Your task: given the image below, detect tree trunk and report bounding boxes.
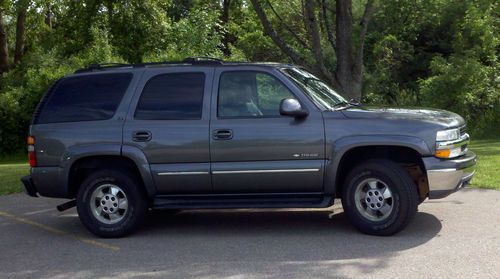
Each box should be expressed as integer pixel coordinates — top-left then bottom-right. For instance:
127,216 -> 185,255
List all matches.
45,4 -> 53,28
0,11 -> 9,73
14,7 -> 27,64
335,0 -> 358,100
219,0 -> 231,57
106,0 -> 114,26
251,0 -> 374,101
303,1 -> 332,83
251,0 -> 308,66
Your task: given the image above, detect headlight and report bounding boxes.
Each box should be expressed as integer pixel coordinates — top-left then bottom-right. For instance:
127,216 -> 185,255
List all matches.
436,128 -> 460,141
435,127 -> 468,159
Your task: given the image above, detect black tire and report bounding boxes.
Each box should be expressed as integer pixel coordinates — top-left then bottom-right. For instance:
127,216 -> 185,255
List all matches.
341,159 -> 418,236
76,169 -> 148,238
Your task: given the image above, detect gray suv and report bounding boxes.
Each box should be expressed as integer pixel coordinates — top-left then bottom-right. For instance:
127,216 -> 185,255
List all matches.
21,58 -> 476,237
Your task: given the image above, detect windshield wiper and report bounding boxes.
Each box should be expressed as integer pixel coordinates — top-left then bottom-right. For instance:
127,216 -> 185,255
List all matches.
332,100 -> 361,110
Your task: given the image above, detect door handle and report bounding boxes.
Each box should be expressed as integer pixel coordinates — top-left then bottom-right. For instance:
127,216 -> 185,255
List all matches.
132,131 -> 152,142
213,129 -> 233,140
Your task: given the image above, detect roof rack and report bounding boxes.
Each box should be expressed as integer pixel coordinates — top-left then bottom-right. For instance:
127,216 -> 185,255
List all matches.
74,57 -> 224,73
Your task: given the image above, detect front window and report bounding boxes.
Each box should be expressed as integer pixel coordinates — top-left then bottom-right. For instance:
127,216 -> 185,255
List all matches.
282,67 -> 347,110
218,71 -> 295,118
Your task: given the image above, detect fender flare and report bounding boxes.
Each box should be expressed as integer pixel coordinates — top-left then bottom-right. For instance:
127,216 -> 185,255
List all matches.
121,145 -> 156,197
59,144 -> 156,197
324,135 -> 431,195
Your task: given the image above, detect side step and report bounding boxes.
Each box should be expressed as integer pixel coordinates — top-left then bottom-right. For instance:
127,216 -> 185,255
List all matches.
153,193 -> 333,210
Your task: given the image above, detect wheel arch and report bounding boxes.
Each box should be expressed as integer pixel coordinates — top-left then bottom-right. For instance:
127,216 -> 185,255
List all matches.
61,144 -> 156,198
325,135 -> 431,200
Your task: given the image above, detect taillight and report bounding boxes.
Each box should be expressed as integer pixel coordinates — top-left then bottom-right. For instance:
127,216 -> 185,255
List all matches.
27,136 -> 36,167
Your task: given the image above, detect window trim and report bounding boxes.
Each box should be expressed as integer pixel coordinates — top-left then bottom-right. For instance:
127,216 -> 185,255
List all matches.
35,73 -> 133,124
134,72 -> 206,121
216,70 -> 302,120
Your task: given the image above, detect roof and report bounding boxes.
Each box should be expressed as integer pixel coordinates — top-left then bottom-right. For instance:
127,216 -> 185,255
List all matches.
74,57 -> 295,74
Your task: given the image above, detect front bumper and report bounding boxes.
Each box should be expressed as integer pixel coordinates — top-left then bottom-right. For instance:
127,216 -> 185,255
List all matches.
423,151 -> 476,199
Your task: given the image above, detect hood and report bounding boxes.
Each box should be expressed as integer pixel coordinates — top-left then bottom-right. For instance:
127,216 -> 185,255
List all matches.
341,107 -> 465,128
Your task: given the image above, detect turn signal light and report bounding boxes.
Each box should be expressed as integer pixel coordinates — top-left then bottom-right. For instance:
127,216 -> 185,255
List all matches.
435,146 -> 463,159
435,149 -> 451,158
27,136 -> 36,167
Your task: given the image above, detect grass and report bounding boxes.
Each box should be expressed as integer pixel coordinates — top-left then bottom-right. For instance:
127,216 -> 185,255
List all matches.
468,139 -> 500,190
0,151 -> 29,195
0,140 -> 498,195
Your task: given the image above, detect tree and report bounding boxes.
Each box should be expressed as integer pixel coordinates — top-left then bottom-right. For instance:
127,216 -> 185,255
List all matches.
219,0 -> 232,57
0,6 -> 8,73
14,0 -> 29,64
250,0 -> 375,100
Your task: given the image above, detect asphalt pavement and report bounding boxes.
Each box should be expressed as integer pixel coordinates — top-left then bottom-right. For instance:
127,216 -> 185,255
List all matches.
0,188 -> 499,279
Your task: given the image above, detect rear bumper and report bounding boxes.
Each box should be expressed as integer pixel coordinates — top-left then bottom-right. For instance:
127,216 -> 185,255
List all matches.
21,175 -> 38,197
423,151 -> 477,199
21,167 -> 68,198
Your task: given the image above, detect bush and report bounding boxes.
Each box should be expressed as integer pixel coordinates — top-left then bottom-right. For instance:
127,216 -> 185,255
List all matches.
0,28 -> 119,155
419,55 -> 499,136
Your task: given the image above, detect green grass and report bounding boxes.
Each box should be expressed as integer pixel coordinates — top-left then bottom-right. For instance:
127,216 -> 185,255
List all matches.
0,139 -> 498,195
0,152 -> 29,195
468,139 -> 500,190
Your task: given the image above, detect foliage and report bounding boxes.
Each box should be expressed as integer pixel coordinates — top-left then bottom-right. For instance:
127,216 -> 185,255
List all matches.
364,0 -> 499,135
159,6 -> 223,60
0,0 -> 499,155
419,55 -> 499,136
0,27 -> 119,154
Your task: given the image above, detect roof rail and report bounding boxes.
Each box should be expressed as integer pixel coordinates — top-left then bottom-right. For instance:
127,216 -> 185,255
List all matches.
74,63 -> 132,73
182,57 -> 223,64
75,57 -> 224,73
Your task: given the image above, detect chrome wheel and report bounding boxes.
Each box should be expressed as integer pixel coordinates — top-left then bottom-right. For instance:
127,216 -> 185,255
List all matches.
354,178 -> 393,222
90,184 -> 128,225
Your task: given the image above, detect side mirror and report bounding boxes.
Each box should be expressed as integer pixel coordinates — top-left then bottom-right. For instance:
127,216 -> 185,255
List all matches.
279,98 -> 308,118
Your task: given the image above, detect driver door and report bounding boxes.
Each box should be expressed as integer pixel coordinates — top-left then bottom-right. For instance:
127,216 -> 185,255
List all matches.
209,67 -> 325,193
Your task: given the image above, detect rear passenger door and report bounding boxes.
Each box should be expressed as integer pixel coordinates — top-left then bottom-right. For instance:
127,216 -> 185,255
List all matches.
123,67 -> 214,194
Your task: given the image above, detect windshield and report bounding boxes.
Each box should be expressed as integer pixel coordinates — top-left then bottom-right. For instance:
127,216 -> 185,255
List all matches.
282,67 -> 348,110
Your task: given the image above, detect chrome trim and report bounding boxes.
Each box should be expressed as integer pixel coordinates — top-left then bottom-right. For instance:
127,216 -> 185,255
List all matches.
436,133 -> 469,149
427,168 -> 457,173
427,163 -> 476,193
212,168 -> 320,175
158,171 -> 209,176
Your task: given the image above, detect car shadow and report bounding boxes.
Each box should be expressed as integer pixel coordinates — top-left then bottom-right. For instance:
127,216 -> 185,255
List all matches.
134,208 -> 441,263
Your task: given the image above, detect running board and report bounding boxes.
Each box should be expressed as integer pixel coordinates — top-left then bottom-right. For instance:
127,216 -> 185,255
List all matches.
153,193 -> 333,210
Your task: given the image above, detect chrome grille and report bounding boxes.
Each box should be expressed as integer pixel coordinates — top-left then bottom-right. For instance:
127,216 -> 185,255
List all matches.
460,125 -> 467,136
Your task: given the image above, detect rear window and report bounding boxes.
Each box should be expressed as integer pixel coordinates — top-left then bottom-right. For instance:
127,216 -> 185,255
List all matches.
134,72 -> 205,120
35,73 -> 132,124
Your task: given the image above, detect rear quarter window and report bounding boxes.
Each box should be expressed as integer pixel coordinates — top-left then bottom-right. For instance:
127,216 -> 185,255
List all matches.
35,73 -> 132,124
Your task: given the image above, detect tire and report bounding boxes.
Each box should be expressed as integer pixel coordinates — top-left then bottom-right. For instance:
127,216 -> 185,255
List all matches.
76,169 -> 147,238
341,159 -> 418,236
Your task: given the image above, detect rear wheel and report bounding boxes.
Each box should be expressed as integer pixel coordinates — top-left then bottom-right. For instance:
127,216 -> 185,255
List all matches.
341,159 -> 418,236
76,170 -> 147,238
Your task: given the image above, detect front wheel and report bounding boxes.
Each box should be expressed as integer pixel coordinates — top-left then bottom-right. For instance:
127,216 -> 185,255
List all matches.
76,170 -> 147,238
341,159 -> 418,236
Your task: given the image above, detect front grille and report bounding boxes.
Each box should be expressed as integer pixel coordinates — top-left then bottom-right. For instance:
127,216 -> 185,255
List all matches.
460,125 -> 467,136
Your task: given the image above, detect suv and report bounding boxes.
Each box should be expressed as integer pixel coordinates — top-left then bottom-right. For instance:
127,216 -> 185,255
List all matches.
21,58 -> 476,237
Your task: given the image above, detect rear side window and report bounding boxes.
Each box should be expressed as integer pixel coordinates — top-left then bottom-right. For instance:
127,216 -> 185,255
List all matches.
36,73 -> 132,124
134,73 -> 205,120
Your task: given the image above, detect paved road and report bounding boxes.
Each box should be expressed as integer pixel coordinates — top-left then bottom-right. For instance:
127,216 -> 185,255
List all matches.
0,188 -> 499,279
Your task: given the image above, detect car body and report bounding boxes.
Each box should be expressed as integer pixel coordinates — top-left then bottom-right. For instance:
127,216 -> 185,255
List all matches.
21,58 -> 476,237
